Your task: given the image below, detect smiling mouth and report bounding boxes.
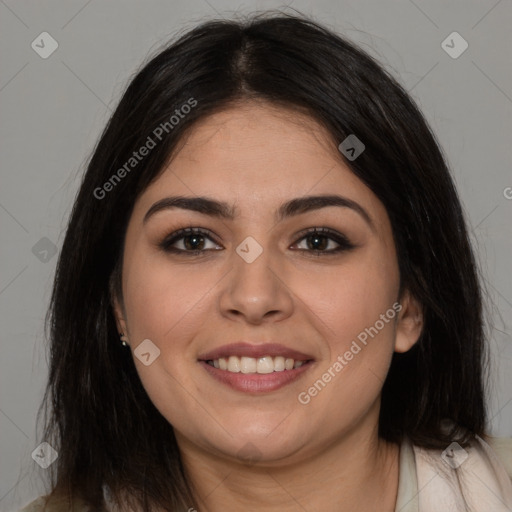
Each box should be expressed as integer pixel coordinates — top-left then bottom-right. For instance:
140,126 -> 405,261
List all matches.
197,342 -> 315,392
205,355 -> 312,374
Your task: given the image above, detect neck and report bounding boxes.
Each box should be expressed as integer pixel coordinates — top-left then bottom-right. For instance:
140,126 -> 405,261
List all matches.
176,420 -> 400,512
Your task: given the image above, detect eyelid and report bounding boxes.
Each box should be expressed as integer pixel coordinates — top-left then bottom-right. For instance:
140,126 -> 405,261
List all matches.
293,226 -> 349,241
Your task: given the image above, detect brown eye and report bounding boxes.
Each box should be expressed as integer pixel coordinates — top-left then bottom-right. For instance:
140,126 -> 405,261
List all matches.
159,228 -> 223,254
181,232 -> 206,251
292,227 -> 355,254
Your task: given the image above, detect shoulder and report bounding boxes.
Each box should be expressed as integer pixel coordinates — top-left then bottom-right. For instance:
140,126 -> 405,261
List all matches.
18,497 -> 49,512
485,435 -> 512,479
17,495 -> 91,512
18,496 -> 50,512
410,433 -> 512,510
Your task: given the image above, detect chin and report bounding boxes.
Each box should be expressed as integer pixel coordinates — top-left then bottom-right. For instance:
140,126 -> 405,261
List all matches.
204,416 -> 310,465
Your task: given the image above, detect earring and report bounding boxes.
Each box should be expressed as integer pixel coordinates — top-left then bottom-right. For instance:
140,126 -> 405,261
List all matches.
119,333 -> 129,347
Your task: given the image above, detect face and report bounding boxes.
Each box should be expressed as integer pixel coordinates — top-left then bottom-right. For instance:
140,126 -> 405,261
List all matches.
113,101 -> 422,465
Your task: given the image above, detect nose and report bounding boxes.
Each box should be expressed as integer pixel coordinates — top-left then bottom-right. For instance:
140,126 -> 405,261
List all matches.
219,243 -> 294,325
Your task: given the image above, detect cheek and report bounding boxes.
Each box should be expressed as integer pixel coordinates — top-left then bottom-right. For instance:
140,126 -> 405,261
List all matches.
122,250 -> 214,344
299,250 -> 399,353
296,256 -> 398,417
121,254 -> 211,429
296,248 -> 399,418
121,251 -> 217,414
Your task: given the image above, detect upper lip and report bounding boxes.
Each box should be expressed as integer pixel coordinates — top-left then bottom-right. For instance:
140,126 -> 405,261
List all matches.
198,342 -> 314,361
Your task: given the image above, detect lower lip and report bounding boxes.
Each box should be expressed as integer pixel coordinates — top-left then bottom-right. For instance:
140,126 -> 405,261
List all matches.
199,360 -> 314,393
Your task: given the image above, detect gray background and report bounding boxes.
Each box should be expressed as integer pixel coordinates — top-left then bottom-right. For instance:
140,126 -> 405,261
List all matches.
0,0 -> 511,510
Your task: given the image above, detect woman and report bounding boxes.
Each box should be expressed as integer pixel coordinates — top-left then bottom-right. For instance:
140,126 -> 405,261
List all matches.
20,11 -> 512,512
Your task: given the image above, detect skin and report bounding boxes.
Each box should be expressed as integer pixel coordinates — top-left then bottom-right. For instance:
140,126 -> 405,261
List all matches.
112,100 -> 424,511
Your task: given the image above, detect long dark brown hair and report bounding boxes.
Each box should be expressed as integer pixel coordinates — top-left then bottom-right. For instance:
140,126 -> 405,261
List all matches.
37,10 -> 488,511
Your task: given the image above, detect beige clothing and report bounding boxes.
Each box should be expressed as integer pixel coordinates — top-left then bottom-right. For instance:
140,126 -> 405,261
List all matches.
396,436 -> 512,511
18,436 -> 512,512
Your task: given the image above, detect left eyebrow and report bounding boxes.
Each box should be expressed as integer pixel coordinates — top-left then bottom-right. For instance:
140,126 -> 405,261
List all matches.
143,194 -> 375,231
276,194 -> 375,231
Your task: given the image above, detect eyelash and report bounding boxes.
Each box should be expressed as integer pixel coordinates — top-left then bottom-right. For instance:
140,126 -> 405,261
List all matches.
158,226 -> 356,257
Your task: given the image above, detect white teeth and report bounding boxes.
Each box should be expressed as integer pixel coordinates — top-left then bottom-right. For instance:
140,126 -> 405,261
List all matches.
208,355 -> 308,374
227,356 -> 241,373
240,356 -> 257,374
257,356 -> 274,374
273,356 -> 285,372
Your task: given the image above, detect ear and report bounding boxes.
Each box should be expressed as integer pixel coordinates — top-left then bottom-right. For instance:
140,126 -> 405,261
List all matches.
109,272 -> 128,336
111,294 -> 128,336
394,289 -> 423,353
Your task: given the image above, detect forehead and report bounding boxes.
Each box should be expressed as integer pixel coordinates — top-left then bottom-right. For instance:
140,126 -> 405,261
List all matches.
177,101 -> 338,157
132,102 -> 389,237
145,102 -> 361,196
